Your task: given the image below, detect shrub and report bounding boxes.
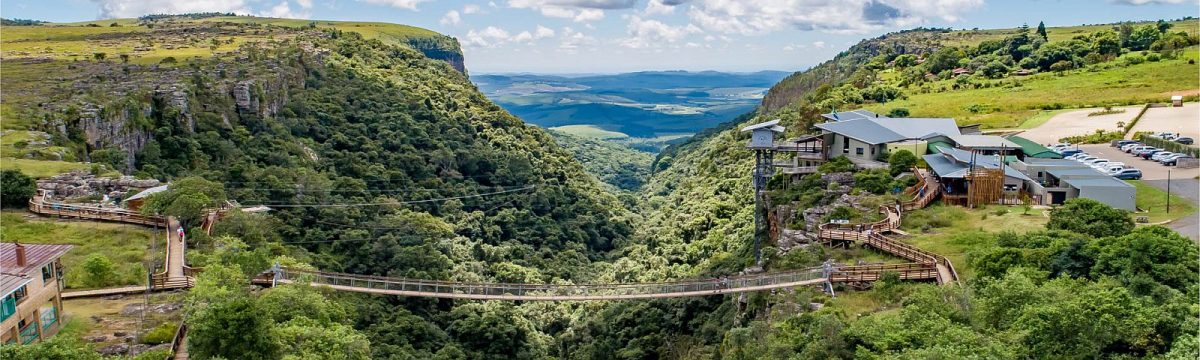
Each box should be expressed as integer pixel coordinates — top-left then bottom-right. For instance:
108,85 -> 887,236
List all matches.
887,108 -> 910,117
1145,53 -> 1161,62
888,150 -> 918,177
0,170 -> 36,208
853,169 -> 893,194
1048,198 -> 1134,238
141,322 -> 178,345
160,56 -> 178,64
81,254 -> 117,288
1123,54 -> 1145,65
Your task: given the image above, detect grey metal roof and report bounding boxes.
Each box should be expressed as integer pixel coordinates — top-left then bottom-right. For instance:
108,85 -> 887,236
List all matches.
1060,177 -> 1135,189
125,184 -> 169,201
1025,158 -> 1085,166
923,153 -> 968,178
1047,167 -> 1109,178
816,117 -> 961,145
928,146 -> 1032,182
821,109 -> 879,122
949,135 -> 1020,149
880,118 -> 961,139
741,119 -> 782,132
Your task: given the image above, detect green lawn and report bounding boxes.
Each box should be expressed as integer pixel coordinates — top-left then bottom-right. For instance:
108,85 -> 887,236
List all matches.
0,158 -> 89,178
1128,180 -> 1197,224
898,204 -> 1050,280
0,211 -> 159,289
550,125 -> 631,140
866,47 -> 1200,129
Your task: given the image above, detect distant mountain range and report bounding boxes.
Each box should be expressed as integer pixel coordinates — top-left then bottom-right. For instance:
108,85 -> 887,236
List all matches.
472,70 -> 791,141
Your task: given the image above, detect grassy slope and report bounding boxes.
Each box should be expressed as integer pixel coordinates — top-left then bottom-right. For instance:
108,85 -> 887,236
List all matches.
0,211 -> 158,289
550,125 -> 631,140
0,16 -> 453,178
1128,179 -> 1197,223
937,20 -> 1199,48
899,204 -> 1049,280
864,48 -> 1200,128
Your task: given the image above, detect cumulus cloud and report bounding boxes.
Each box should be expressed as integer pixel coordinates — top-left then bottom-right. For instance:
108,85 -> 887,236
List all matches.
643,0 -> 678,15
296,0 -> 314,8
359,0 -> 431,10
464,25 -> 558,48
440,10 -> 461,25
90,0 -> 253,19
463,4 -> 483,13
512,25 -> 556,42
619,16 -> 702,48
508,0 -> 633,21
685,0 -> 983,35
260,1 -> 310,18
559,26 -> 597,52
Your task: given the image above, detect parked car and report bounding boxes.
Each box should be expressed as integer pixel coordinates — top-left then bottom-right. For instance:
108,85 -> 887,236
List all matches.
1141,150 -> 1167,159
1127,145 -> 1153,154
1105,166 -> 1125,175
1119,143 -> 1142,151
1114,140 -> 1139,147
1060,149 -> 1084,157
1102,162 -> 1125,172
1076,156 -> 1098,163
1162,156 -> 1194,166
1112,169 -> 1143,180
1132,147 -> 1159,156
1086,159 -> 1111,168
1176,137 -> 1194,145
1151,152 -> 1175,161
1066,152 -> 1087,160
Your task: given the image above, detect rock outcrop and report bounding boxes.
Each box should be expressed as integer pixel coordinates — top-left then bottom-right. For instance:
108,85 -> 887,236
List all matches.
36,170 -> 161,202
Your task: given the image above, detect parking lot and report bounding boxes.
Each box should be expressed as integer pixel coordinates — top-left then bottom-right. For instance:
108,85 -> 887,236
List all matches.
1126,103 -> 1200,140
1078,144 -> 1199,181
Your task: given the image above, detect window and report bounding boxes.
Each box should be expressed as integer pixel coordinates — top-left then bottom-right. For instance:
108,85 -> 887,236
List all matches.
870,147 -> 875,155
13,285 -> 27,304
842,137 -> 850,153
40,303 -> 57,330
1,294 -> 15,322
856,147 -> 864,155
42,263 -> 54,282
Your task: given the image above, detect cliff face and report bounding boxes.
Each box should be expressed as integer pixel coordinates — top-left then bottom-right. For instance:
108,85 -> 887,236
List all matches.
405,36 -> 467,74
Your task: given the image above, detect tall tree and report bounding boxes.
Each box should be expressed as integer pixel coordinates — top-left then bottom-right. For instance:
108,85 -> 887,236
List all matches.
1036,21 -> 1048,41
0,170 -> 35,208
1047,198 -> 1134,238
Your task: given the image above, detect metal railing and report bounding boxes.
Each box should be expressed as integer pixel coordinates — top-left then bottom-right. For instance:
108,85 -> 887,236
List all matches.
271,266 -> 831,300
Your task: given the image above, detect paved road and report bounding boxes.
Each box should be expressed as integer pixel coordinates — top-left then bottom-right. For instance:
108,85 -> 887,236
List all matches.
1077,145 -> 1199,240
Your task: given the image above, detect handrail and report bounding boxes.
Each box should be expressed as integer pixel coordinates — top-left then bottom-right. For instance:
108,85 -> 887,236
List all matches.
28,196 -> 166,225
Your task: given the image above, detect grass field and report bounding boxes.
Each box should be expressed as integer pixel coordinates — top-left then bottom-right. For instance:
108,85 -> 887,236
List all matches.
550,125 -> 631,139
899,204 -> 1050,280
866,48 -> 1200,129
0,211 -> 159,289
1127,180 -> 1197,223
937,20 -> 1199,48
0,158 -> 89,178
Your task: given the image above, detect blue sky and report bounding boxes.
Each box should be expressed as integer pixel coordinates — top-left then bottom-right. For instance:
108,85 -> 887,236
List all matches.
2,0 -> 1196,73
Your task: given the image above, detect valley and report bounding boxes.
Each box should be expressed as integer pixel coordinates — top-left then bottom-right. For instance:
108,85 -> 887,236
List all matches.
0,8 -> 1197,360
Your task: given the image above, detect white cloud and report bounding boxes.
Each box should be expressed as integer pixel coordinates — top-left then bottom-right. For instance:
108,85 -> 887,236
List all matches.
811,41 -> 825,48
90,0 -> 252,19
359,0 -> 430,10
464,26 -> 513,48
463,4 -> 483,13
508,0 -> 632,22
619,16 -> 702,48
559,26 -> 596,52
259,1 -> 310,18
643,0 -> 677,15
296,0 -> 314,9
440,10 -> 461,25
512,25 -> 555,42
685,0 -> 983,35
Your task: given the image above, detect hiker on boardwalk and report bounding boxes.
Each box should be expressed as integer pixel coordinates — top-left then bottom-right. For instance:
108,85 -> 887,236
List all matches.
178,226 -> 185,242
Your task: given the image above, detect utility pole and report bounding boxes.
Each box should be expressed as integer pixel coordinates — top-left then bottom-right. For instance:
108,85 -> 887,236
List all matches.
742,120 -> 785,266
1166,169 -> 1171,213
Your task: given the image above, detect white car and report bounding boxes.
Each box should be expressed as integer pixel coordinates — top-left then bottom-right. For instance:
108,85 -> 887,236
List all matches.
1065,153 -> 1086,160
1102,162 -> 1125,172
1127,146 -> 1153,154
1151,152 -> 1175,161
1160,153 -> 1188,163
1120,143 -> 1142,152
1086,159 -> 1110,168
1105,166 -> 1126,175
1076,156 -> 1098,163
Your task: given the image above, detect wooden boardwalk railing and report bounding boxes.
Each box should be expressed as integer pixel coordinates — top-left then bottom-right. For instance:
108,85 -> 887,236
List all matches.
28,195 -> 165,226
816,168 -> 960,285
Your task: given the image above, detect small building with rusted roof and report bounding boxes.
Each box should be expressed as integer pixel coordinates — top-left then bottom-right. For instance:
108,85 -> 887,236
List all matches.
1,243 -> 72,345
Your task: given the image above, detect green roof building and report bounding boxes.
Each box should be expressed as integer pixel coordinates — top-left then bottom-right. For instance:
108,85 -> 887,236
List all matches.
1006,135 -> 1063,159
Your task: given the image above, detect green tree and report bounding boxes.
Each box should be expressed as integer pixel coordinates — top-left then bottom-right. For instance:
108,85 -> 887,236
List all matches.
892,54 -> 917,68
141,176 -> 226,227
888,150 -> 918,177
1036,21 -> 1048,41
1089,226 -> 1199,292
1127,24 -> 1162,50
81,254 -> 117,288
853,169 -> 893,194
0,169 -> 36,208
188,296 -> 280,360
276,318 -> 371,360
0,337 -> 103,359
1047,198 -> 1133,238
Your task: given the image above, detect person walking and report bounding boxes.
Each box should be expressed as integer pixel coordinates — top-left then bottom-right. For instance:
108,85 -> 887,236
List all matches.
177,226 -> 185,243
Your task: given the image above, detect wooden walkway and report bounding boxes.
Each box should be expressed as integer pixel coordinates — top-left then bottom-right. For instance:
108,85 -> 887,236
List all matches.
62,285 -> 148,299
816,168 -> 960,285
